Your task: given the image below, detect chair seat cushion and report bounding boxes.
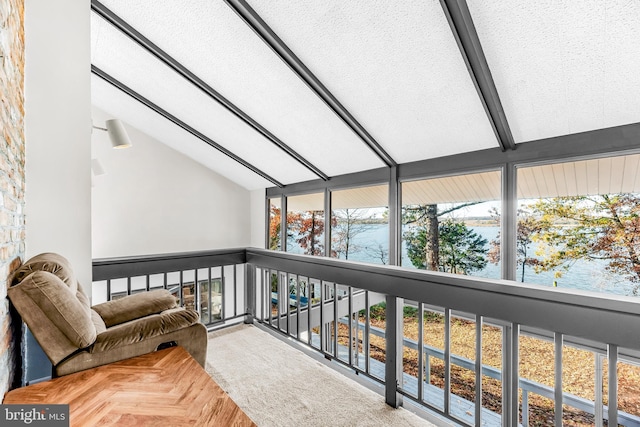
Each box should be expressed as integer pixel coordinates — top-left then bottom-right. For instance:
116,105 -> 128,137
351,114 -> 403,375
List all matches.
55,323 -> 208,376
92,307 -> 200,353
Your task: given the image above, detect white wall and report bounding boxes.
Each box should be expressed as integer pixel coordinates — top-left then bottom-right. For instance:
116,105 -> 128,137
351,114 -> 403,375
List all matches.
91,107 -> 252,258
24,0 -> 92,291
250,189 -> 266,248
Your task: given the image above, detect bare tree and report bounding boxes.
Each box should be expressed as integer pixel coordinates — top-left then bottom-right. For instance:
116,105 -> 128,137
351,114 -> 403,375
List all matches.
332,208 -> 374,260
366,243 -> 389,265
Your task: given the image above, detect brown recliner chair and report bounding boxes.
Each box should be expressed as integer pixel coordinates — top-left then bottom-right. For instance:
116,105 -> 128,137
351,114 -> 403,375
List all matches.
7,252 -> 207,376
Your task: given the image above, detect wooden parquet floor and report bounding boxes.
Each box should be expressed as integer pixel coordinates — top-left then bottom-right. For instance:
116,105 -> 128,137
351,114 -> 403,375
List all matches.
3,346 -> 256,427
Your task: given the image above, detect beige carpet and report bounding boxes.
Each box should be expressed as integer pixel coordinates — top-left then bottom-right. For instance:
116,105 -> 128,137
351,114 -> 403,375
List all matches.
205,324 -> 436,427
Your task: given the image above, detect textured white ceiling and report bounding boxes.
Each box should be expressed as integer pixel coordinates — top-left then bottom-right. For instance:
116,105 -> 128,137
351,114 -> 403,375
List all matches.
91,12 -> 317,187
90,0 -> 640,192
249,0 -> 499,162
468,0 -> 640,143
93,0 -> 384,179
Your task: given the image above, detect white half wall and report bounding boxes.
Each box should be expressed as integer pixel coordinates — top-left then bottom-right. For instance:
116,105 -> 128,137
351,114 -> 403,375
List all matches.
91,107 -> 253,258
24,0 -> 92,291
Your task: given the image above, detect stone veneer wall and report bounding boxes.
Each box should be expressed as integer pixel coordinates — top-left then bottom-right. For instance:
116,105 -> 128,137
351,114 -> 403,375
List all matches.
0,0 -> 26,397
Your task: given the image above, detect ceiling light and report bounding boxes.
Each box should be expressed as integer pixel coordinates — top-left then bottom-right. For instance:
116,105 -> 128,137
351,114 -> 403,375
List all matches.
93,119 -> 132,149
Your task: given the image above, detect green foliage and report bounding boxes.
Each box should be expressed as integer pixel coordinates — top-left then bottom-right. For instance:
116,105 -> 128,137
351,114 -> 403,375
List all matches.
403,305 -> 417,317
400,306 -> 444,322
427,311 -> 445,323
487,193 -> 640,295
367,302 -> 386,320
438,220 -> 488,274
530,194 -> 640,294
404,227 -> 429,269
360,302 -> 444,323
362,303 -> 414,320
404,219 -> 488,274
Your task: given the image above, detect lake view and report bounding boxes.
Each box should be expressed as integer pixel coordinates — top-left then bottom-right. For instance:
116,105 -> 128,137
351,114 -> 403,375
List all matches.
288,224 -> 637,297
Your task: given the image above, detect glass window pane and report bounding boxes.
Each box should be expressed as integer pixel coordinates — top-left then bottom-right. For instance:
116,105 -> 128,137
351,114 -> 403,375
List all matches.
516,154 -> 640,296
331,185 -> 389,265
286,193 -> 325,256
401,170 -> 501,279
269,198 -> 282,250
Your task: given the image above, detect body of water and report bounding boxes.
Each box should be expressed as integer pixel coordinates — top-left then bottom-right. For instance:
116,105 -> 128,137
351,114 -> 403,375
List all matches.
288,224 -> 637,297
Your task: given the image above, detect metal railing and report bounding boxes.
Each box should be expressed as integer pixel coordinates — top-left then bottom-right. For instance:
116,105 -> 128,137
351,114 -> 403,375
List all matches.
92,249 -> 249,328
93,248 -> 640,426
340,318 -> 640,426
246,248 -> 640,427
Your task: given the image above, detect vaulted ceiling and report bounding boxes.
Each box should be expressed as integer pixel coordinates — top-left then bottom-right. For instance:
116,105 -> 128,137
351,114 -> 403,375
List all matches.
91,0 -> 640,191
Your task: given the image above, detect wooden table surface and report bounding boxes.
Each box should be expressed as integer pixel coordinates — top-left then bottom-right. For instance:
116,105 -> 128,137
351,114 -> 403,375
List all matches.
3,346 -> 256,427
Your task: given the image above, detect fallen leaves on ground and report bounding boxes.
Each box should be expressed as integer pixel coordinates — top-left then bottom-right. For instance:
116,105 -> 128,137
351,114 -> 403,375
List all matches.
334,315 -> 640,426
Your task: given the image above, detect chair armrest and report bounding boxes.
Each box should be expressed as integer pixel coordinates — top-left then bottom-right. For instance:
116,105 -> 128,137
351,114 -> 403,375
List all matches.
92,289 -> 177,327
92,308 -> 200,353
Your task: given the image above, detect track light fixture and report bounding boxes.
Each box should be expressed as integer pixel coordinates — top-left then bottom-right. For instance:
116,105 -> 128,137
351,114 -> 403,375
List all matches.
93,119 -> 132,149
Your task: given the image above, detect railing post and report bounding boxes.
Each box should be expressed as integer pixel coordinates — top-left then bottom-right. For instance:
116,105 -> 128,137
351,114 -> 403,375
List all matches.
418,303 -> 424,402
608,345 -> 618,426
244,263 -> 255,324
554,332 -> 563,426
595,353 -> 604,427
444,308 -> 451,416
475,316 -> 483,427
385,295 -> 403,408
504,323 -> 520,426
522,390 -> 529,427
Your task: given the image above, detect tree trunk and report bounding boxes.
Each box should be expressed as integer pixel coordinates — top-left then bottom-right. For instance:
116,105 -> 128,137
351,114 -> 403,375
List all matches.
344,213 -> 350,260
425,204 -> 439,271
310,212 -> 316,256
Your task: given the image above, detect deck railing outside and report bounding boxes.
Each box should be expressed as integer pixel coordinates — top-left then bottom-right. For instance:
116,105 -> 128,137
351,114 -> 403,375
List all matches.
93,248 -> 640,427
